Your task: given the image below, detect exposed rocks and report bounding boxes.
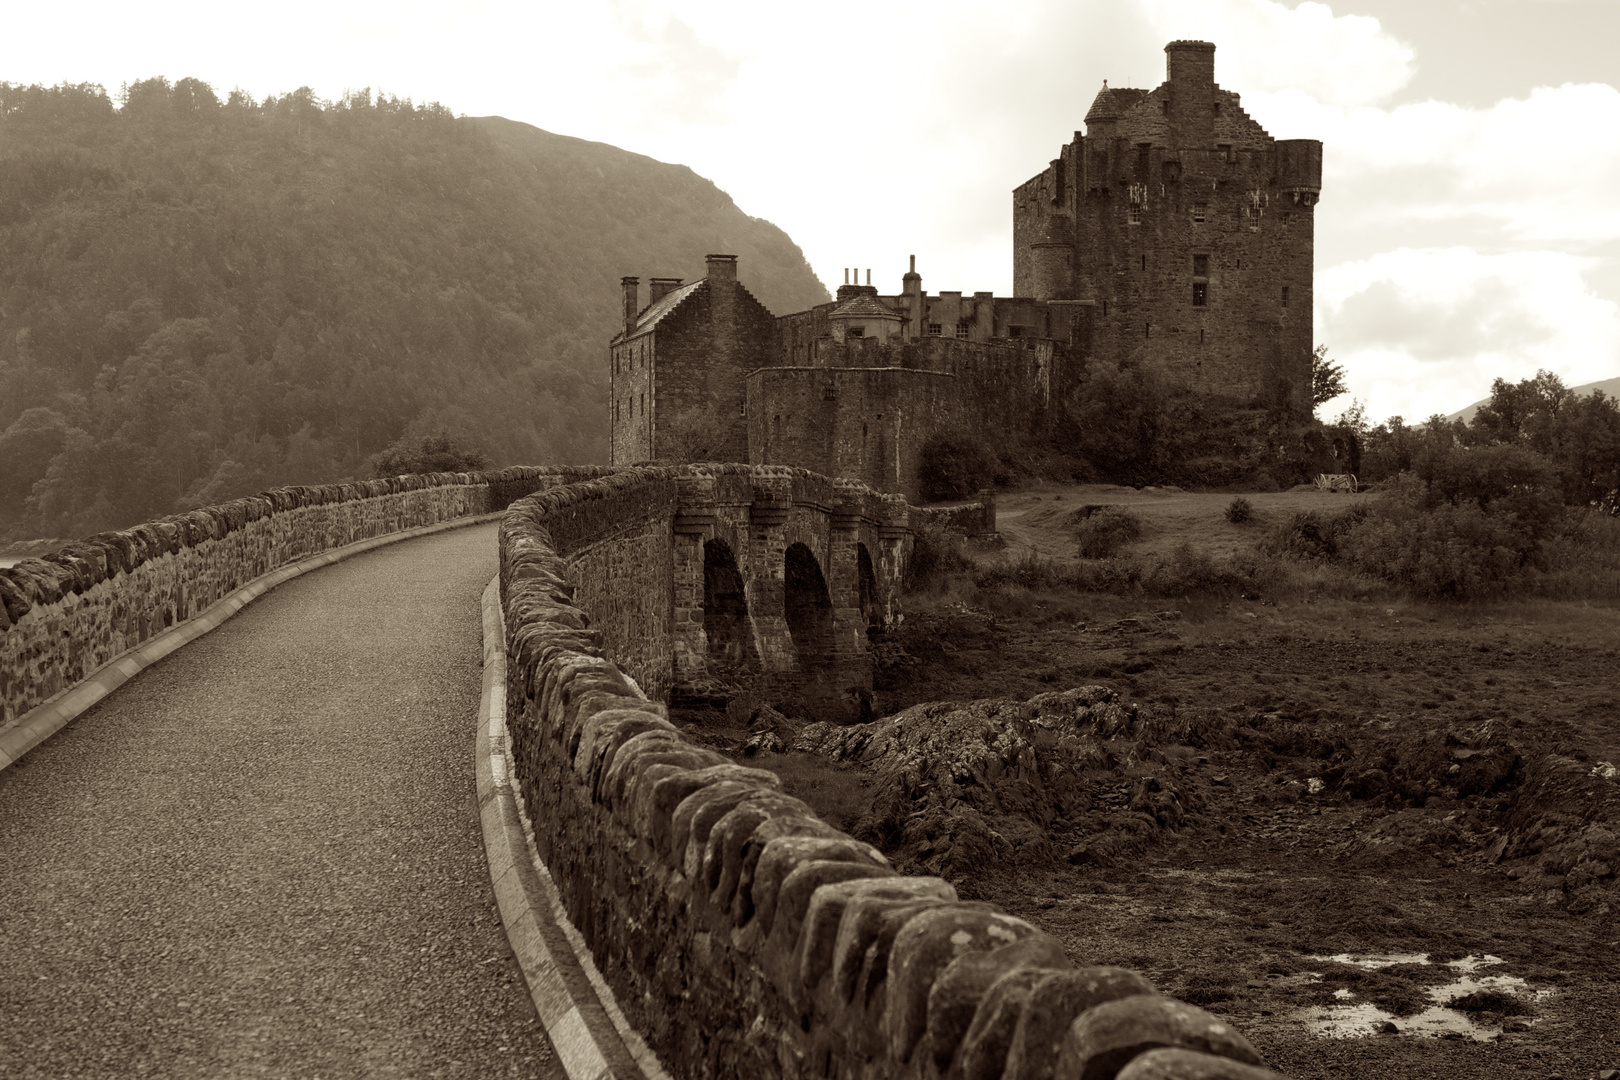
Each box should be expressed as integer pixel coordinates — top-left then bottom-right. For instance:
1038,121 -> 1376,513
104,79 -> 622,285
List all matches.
789,686 -> 1197,877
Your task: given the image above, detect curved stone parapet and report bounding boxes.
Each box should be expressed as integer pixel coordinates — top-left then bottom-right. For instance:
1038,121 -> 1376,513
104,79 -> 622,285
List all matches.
499,465 -> 1292,1080
0,466 -> 611,728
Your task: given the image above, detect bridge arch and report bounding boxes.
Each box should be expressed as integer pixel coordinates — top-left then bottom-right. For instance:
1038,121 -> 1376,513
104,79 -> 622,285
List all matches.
782,542 -> 835,669
703,538 -> 757,671
856,542 -> 880,632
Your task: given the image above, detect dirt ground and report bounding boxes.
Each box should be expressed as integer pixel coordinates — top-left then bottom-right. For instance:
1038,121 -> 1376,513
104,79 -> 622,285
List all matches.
700,484 -> 1620,1080
910,485 -> 1620,1079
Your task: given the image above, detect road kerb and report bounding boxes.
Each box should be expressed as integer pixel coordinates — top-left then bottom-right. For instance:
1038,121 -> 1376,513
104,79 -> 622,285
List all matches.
476,576 -> 671,1080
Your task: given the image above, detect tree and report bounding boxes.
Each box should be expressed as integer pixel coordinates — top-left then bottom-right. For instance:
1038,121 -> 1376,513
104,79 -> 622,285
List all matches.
372,429 -> 491,477
1311,344 -> 1347,411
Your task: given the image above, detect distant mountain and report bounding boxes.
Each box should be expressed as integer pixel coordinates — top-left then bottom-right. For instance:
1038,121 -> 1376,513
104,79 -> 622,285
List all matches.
0,80 -> 829,539
1448,376 -> 1620,423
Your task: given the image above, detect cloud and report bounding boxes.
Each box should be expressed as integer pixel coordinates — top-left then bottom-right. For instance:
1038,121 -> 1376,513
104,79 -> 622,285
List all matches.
1136,0 -> 1414,106
1318,248 -> 1620,419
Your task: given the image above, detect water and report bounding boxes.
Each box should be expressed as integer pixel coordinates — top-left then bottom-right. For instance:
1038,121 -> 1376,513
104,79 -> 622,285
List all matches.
1297,954 -> 1549,1040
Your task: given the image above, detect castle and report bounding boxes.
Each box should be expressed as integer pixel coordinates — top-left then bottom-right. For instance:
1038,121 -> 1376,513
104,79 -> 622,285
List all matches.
610,41 -> 1323,500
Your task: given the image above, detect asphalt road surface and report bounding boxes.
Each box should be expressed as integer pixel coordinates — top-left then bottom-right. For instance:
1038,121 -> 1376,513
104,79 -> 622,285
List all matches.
0,522 -> 565,1079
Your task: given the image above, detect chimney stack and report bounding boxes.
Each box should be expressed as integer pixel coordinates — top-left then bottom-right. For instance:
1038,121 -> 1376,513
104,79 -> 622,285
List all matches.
648,277 -> 683,305
1165,40 -> 1216,90
705,254 -> 738,282
621,276 -> 640,337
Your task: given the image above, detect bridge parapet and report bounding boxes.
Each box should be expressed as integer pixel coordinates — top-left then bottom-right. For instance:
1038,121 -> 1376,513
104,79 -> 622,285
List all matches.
0,466 -> 608,731
499,466 -> 1289,1080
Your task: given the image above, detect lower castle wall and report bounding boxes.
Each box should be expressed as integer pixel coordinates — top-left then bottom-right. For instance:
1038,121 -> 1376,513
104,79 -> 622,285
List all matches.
0,467 -> 610,729
498,469 -> 1286,1080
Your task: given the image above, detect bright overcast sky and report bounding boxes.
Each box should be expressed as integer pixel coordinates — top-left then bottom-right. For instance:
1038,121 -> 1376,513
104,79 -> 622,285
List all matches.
6,0 -> 1620,421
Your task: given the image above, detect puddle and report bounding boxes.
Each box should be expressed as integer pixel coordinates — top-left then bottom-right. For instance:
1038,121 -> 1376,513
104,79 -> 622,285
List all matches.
1298,954 -> 1547,1040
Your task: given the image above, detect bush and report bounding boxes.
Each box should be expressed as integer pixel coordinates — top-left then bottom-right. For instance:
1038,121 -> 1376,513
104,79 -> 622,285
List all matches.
905,526 -> 975,591
917,434 -> 994,502
373,428 -> 491,477
1225,496 -> 1253,524
1075,507 -> 1142,558
1263,504 -> 1368,560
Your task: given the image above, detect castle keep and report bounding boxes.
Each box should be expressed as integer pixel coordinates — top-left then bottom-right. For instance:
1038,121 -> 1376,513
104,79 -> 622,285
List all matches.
610,41 -> 1322,499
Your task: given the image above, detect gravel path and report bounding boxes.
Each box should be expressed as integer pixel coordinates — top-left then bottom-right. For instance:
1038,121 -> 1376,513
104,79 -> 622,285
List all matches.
0,522 -> 564,1079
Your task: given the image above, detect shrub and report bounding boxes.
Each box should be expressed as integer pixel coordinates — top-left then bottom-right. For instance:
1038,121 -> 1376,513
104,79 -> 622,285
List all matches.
372,428 -> 491,477
1075,507 -> 1142,558
917,434 -> 994,502
1225,496 -> 1253,524
1263,504 -> 1368,560
905,526 -> 975,591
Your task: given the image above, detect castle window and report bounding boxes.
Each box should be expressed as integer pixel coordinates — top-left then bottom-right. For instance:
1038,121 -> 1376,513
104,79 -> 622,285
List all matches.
1281,212 -> 1293,226
1008,325 -> 1024,339
1128,204 -> 1142,225
640,392 -> 646,415
1192,203 -> 1207,224
1282,287 -> 1290,308
928,323 -> 942,336
1200,328 -> 1205,345
1102,300 -> 1109,316
1220,143 -> 1233,163
956,323 -> 969,339
1193,255 -> 1209,276
1145,322 -> 1151,339
1192,282 -> 1207,307
847,326 -> 864,338
1141,254 -> 1147,271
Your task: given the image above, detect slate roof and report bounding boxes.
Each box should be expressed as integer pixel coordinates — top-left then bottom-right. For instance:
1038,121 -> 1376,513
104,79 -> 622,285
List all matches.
1084,85 -> 1151,126
625,279 -> 705,338
828,294 -> 904,320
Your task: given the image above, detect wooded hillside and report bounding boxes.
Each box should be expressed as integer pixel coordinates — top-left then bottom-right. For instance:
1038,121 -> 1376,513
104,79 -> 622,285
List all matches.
0,79 -> 829,539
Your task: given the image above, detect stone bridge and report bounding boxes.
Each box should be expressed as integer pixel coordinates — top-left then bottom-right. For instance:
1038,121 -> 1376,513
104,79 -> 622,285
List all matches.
0,465 -> 1291,1080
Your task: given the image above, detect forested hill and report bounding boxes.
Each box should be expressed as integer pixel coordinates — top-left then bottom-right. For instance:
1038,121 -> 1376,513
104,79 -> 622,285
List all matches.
0,80 -> 830,540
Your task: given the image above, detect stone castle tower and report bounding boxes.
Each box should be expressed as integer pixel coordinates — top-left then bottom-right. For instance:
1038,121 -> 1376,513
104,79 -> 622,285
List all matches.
1013,40 -> 1322,413
611,40 -> 1324,490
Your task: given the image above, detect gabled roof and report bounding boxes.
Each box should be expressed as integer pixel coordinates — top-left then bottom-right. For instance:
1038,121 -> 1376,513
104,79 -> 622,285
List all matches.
624,279 -> 705,339
828,294 -> 904,321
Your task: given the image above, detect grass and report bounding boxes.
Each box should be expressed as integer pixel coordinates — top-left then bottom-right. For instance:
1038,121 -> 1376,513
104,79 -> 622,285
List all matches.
757,751 -> 872,834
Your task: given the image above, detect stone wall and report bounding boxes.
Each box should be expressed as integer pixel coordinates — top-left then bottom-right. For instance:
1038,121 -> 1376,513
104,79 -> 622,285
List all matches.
0,466 -> 610,729
499,470 -> 1290,1080
746,337 -> 1080,502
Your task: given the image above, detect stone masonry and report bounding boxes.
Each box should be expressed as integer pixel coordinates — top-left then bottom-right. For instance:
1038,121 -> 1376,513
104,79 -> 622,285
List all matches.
610,40 -> 1321,498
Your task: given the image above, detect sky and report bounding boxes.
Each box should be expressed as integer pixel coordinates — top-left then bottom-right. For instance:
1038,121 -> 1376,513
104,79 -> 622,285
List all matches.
5,0 -> 1620,421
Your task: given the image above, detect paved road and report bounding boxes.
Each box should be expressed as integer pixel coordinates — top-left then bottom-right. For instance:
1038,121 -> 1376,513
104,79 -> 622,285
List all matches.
0,522 -> 564,1079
